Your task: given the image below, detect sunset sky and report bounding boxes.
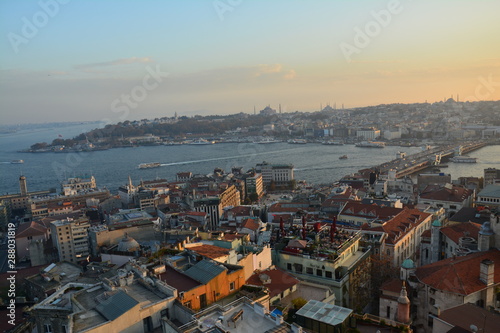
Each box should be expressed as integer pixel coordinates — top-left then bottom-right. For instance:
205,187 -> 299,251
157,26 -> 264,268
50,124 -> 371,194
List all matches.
1,0 -> 499,124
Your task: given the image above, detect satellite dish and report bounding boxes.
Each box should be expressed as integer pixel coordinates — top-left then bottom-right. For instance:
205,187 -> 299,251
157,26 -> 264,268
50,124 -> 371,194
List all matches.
470,324 -> 478,332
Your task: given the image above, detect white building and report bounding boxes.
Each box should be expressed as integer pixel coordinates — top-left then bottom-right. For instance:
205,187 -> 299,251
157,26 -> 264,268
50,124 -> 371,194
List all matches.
62,176 -> 97,196
356,128 -> 381,140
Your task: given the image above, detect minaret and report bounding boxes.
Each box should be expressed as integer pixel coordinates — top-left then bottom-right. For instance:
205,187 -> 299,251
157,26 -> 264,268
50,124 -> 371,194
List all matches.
19,175 -> 28,196
430,219 -> 441,263
397,281 -> 411,324
128,175 -> 133,189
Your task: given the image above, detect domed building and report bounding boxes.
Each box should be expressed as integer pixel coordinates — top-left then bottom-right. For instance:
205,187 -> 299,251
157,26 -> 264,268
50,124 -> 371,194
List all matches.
117,234 -> 140,253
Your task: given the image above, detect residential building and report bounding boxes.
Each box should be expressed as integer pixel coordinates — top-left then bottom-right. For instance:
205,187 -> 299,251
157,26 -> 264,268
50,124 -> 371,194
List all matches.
412,249 -> 500,332
246,267 -> 300,305
365,208 -> 433,267
273,227 -> 372,309
15,220 -> 50,262
50,217 -> 90,263
418,183 -> 474,218
245,172 -> 264,198
431,303 -> 500,333
256,161 -> 294,187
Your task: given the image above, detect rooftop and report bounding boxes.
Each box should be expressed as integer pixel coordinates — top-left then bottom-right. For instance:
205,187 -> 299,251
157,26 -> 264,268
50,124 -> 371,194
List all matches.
296,300 -> 352,327
436,303 -> 500,333
415,249 -> 500,295
420,184 -> 474,203
440,221 -> 481,244
186,244 -> 231,260
246,267 -> 300,298
477,184 -> 500,198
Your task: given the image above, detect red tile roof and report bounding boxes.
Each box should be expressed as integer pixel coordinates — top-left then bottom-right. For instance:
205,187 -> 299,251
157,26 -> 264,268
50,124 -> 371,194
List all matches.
440,222 -> 481,244
240,218 -> 260,231
420,184 -> 474,203
415,249 -> 500,295
15,221 -> 48,239
187,244 -> 230,259
375,209 -> 432,245
340,202 -> 403,221
437,303 -> 500,333
246,268 -> 299,297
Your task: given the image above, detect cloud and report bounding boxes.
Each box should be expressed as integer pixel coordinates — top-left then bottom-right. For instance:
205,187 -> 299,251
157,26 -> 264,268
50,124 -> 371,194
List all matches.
74,57 -> 154,70
284,69 -> 296,80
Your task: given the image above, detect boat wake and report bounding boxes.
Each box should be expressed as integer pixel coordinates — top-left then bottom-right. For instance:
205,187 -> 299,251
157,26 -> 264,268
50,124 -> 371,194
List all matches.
160,149 -> 297,167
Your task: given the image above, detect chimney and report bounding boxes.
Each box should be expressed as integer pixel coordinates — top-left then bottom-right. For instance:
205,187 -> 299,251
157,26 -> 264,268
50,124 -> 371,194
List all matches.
480,259 -> 494,286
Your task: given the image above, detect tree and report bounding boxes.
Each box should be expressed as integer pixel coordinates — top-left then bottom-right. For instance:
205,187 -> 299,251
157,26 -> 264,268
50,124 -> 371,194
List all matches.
248,192 -> 259,203
291,297 -> 307,310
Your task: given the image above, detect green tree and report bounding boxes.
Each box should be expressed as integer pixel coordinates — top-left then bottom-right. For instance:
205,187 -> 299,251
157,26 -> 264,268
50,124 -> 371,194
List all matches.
291,297 -> 307,310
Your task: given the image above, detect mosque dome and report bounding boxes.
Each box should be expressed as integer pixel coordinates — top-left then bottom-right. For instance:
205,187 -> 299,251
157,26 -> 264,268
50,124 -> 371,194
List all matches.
401,258 -> 415,269
117,234 -> 140,252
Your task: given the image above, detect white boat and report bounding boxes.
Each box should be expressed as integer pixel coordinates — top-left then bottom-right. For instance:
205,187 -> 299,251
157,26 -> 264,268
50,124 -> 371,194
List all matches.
355,141 -> 385,148
288,139 -> 307,144
189,138 -> 214,145
138,162 -> 161,169
11,159 -> 24,164
322,141 -> 344,145
450,156 -> 477,163
254,138 -> 281,144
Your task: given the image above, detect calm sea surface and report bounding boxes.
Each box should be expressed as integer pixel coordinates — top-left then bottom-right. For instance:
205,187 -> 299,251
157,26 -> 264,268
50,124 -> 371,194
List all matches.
0,124 -> 499,195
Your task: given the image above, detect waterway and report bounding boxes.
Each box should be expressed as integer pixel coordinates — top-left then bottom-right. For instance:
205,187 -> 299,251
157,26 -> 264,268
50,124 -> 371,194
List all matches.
0,124 -> 498,195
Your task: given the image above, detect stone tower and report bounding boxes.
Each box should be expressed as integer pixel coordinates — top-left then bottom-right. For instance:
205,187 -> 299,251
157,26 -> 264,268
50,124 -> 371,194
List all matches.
19,175 -> 28,196
430,219 -> 441,263
397,281 -> 411,324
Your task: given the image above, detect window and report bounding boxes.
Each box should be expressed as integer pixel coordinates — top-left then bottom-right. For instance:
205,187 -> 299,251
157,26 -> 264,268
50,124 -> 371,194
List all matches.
184,301 -> 192,309
287,263 -> 292,270
430,297 -> 435,305
229,282 -> 235,291
316,269 -> 323,277
44,324 -> 53,333
386,306 -> 391,319
27,236 -> 33,240
306,267 -> 313,274
325,271 -> 332,279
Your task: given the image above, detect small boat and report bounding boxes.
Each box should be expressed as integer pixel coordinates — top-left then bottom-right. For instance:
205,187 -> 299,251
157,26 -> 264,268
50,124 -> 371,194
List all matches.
339,155 -> 348,160
355,141 -> 385,148
322,140 -> 344,145
11,160 -> 24,164
138,162 -> 161,169
189,138 -> 214,145
288,139 -> 307,144
450,156 -> 477,163
254,138 -> 281,144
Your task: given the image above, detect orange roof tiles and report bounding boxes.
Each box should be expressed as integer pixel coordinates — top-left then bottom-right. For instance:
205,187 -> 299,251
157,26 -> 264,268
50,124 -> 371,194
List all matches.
440,222 -> 481,244
415,249 -> 500,295
240,218 -> 260,231
370,209 -> 431,245
420,184 -> 474,203
246,268 -> 299,297
187,244 -> 230,259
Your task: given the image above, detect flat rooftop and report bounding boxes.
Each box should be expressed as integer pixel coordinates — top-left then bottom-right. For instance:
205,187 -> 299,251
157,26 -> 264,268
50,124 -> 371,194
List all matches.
181,298 -> 292,333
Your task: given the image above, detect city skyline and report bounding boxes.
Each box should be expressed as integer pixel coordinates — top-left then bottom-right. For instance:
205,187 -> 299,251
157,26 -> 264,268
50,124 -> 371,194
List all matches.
1,0 -> 500,124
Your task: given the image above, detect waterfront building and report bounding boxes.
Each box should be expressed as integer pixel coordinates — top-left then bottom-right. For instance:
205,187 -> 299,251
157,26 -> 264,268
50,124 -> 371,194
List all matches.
61,175 -> 96,196
50,217 -> 90,263
256,161 -> 294,187
356,128 -> 381,140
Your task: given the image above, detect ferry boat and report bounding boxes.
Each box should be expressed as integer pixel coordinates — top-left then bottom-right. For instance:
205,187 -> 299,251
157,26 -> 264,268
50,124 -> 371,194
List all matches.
138,162 -> 161,169
254,138 -> 281,144
288,139 -> 307,144
339,155 -> 348,160
189,138 -> 215,145
355,141 -> 385,148
322,140 -> 344,145
11,159 -> 24,164
450,156 -> 477,163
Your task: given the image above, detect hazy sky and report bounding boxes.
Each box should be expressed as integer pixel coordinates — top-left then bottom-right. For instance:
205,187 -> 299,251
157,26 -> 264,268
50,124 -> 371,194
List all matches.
1,0 -> 500,124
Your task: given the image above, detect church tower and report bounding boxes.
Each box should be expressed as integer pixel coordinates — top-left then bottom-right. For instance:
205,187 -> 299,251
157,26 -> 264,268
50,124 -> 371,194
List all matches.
397,281 -> 411,324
